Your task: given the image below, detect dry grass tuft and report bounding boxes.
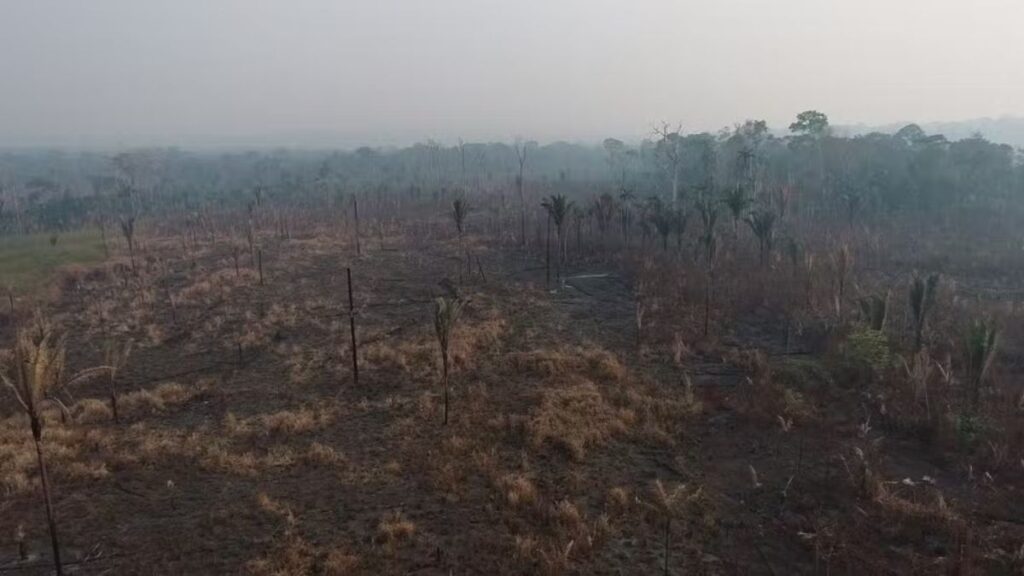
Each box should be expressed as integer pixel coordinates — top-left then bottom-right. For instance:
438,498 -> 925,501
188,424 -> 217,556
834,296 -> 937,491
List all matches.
498,473 -> 538,508
261,407 -> 328,435
225,406 -> 335,437
527,379 -> 631,460
551,499 -> 584,532
257,492 -> 297,525
606,486 -> 632,516
874,483 -> 959,526
304,441 -> 345,466
322,549 -> 361,575
508,346 -> 627,382
74,398 -> 113,424
200,444 -> 260,476
118,381 -> 197,417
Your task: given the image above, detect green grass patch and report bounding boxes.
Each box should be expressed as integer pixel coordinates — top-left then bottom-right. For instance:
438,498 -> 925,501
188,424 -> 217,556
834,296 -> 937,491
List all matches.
774,356 -> 834,390
0,230 -> 107,293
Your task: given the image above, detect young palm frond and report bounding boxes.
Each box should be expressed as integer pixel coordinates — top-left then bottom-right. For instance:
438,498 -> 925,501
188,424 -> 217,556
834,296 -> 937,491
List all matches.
649,202 -> 674,251
434,296 -> 467,425
722,186 -> 752,236
695,195 -> 719,263
858,291 -> 889,331
964,319 -> 998,414
451,197 -> 471,278
105,339 -> 133,424
832,244 -> 853,320
619,189 -> 637,245
541,195 -> 575,282
744,208 -> 777,266
451,197 -> 470,237
672,207 -> 689,252
1,317 -> 111,576
570,205 -> 586,257
591,193 -> 617,244
646,480 -> 700,576
118,215 -> 137,272
909,273 -> 939,351
695,195 -> 719,337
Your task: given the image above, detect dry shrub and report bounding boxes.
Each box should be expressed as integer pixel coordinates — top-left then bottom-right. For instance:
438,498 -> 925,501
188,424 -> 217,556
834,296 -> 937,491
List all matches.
322,549 -> 361,575
74,398 -> 113,424
144,323 -> 165,345
304,441 -> 345,466
527,378 -> 631,461
376,511 -> 416,547
64,461 -> 110,481
285,346 -> 341,385
261,407 -> 328,435
731,349 -> 819,424
257,492 -> 297,525
606,486 -> 632,517
449,316 -> 506,367
263,445 -> 298,468
0,414 -> 113,494
363,341 -> 415,374
874,483 -> 959,527
1,470 -> 31,495
514,499 -> 611,575
615,380 -> 702,443
246,534 -> 315,576
199,444 -> 260,476
226,407 -> 334,437
551,499 -> 583,532
498,473 -> 538,508
119,382 -> 196,417
246,491 -> 359,575
508,347 -> 627,382
55,264 -> 89,292
513,534 -> 539,562
0,420 -> 37,493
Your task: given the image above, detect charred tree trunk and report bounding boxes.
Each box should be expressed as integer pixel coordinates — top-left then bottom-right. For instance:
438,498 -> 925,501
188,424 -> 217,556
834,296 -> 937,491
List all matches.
31,417 -> 63,576
347,267 -> 359,386
353,198 -> 362,257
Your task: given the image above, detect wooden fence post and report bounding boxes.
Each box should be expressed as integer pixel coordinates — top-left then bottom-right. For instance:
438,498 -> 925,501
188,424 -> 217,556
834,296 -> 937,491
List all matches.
347,267 -> 359,386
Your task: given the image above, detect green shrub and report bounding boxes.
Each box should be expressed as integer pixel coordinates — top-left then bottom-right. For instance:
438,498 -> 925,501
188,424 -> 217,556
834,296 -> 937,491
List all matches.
845,327 -> 892,372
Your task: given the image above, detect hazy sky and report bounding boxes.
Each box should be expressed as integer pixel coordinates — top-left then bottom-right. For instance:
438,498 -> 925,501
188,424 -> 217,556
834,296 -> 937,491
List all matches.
2,0 -> 1022,147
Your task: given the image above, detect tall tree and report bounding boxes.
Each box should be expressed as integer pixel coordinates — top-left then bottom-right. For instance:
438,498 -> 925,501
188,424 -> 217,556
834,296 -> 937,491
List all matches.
513,139 -> 531,247
722,186 -> 752,237
909,273 -> 939,351
654,123 -> 685,208
696,194 -> 720,336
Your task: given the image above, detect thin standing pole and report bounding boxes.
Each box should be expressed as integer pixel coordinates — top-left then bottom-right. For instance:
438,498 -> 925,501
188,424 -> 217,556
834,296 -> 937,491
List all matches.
476,256 -> 486,283
31,419 -> 63,576
257,249 -> 264,286
347,267 -> 359,386
442,351 -> 449,425
545,212 -> 551,287
353,198 -> 362,257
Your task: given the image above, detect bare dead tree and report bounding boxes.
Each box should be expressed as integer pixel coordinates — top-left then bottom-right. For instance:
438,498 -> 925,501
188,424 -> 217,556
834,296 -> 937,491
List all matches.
654,122 -> 685,208
352,196 -> 362,257
347,267 -> 359,386
118,215 -> 137,272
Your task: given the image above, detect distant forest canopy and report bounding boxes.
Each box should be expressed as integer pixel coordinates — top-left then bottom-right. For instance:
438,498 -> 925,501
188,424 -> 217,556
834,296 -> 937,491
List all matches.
0,111 -> 1021,234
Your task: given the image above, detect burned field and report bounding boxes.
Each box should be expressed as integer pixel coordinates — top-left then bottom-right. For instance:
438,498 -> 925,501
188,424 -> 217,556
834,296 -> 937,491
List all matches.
2,182 -> 1024,576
